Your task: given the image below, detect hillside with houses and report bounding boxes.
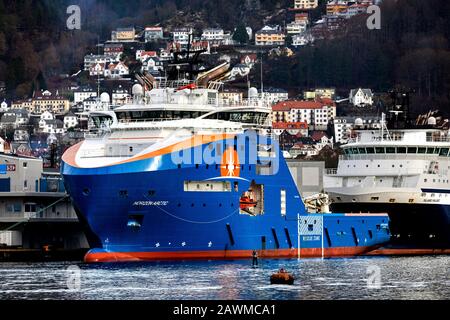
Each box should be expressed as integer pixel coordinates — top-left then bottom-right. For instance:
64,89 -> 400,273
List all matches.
0,0 -> 449,166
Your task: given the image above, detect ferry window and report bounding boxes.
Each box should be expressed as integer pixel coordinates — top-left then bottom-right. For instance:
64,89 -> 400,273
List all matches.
418,147 -> 426,154
366,147 -> 375,154
407,147 -> 417,154
434,148 -> 440,154
358,148 -> 366,154
375,147 -> 385,154
426,147 -> 435,154
439,148 -> 449,156
351,148 -> 359,154
386,147 -> 395,154
129,146 -> 133,153
397,147 -> 406,154
83,188 -> 90,196
23,162 -> 27,168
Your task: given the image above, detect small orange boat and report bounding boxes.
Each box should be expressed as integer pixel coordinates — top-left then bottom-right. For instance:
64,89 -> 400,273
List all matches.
270,269 -> 295,285
239,196 -> 257,210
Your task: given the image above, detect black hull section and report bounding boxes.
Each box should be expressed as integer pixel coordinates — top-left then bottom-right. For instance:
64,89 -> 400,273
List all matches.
331,203 -> 450,248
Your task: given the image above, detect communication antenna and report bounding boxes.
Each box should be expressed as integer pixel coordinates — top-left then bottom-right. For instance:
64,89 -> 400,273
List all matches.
260,53 -> 264,94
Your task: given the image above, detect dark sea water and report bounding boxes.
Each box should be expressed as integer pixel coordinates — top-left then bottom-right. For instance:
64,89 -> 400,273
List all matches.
0,256 -> 448,300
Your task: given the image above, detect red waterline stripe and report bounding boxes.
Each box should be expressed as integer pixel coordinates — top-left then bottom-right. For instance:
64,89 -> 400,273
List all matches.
84,247 -> 378,263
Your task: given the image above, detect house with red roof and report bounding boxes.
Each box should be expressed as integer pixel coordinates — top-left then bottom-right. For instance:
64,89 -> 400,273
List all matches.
272,98 -> 336,130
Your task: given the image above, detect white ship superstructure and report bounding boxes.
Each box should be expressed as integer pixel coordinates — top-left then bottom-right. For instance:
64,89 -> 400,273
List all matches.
324,116 -> 450,245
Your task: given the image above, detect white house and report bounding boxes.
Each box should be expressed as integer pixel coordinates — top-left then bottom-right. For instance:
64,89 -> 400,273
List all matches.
84,54 -> 111,71
39,111 -> 54,129
0,100 -> 8,112
89,63 -> 105,77
332,116 -> 382,144
144,26 -> 164,42
292,32 -> 314,47
172,28 -> 193,46
136,50 -> 158,62
201,28 -> 225,46
349,88 -> 373,107
64,113 -> 78,129
41,119 -> 65,134
13,128 -> 29,141
82,96 -> 100,112
105,62 -> 129,79
142,57 -> 164,75
272,100 -> 337,130
286,22 -> 307,35
201,28 -> 224,41
260,88 -> 289,105
73,87 -> 97,104
112,86 -> 131,106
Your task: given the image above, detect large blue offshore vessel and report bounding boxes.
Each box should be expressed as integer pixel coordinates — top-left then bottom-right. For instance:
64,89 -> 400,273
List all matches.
62,51 -> 389,262
61,83 -> 390,263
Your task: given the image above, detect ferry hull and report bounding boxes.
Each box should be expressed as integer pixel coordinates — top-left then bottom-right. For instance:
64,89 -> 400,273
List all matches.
331,202 -> 450,247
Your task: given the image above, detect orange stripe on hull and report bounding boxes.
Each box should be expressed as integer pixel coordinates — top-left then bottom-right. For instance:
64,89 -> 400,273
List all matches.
84,247 -> 379,263
61,142 -> 83,168
62,134 -> 236,169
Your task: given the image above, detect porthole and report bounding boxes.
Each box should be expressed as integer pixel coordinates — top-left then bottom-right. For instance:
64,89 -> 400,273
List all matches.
83,188 -> 90,196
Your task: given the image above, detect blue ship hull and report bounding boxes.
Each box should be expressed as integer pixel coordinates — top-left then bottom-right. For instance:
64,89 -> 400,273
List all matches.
61,133 -> 390,262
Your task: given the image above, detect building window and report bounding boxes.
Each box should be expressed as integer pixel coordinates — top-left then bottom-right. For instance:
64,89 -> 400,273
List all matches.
25,203 -> 37,213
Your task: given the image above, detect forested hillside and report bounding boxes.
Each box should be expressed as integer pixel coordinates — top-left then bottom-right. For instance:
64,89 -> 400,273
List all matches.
1,0 -> 449,113
263,0 -> 450,113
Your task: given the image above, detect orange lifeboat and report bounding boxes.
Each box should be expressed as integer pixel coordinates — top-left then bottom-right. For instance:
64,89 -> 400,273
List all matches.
239,196 -> 257,210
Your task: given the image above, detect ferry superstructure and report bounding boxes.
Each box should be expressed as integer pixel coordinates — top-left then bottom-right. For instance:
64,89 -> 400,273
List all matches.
61,80 -> 390,262
325,118 -> 450,247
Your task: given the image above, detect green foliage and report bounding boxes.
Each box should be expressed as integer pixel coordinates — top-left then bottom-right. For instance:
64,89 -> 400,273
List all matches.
233,24 -> 249,44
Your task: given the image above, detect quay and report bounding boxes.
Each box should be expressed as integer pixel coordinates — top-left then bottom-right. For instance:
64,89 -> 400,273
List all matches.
0,153 -> 89,261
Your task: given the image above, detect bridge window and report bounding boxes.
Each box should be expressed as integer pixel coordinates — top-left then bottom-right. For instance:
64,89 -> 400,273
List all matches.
386,147 -> 395,154
418,147 -> 426,154
440,148 -> 449,156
